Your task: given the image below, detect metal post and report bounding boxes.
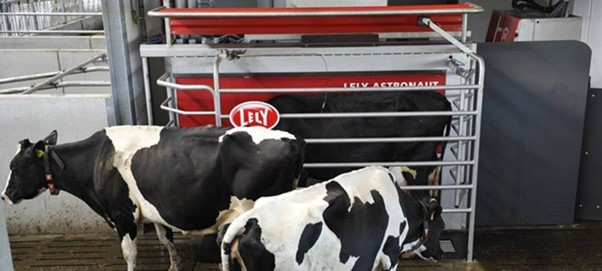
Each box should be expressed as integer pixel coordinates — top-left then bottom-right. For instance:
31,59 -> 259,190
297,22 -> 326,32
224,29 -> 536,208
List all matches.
163,0 -> 171,46
142,57 -> 154,125
29,0 -> 39,31
212,56 -> 222,126
462,14 -> 468,43
59,0 -> 67,23
102,0 -> 146,125
422,17 -> 484,262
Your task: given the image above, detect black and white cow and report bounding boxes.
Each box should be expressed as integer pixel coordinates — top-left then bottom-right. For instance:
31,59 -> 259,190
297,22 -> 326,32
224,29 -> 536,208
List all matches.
268,91 -> 451,200
1,125 -> 305,271
219,166 -> 445,271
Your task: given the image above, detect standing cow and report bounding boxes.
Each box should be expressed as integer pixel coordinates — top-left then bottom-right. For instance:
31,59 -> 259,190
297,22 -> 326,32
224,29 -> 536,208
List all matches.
2,125 -> 305,271
219,166 -> 444,271
268,91 -> 451,200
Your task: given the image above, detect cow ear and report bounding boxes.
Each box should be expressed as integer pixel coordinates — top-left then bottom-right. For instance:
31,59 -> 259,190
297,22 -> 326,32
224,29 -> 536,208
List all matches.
43,130 -> 58,145
19,139 -> 32,148
425,198 -> 442,222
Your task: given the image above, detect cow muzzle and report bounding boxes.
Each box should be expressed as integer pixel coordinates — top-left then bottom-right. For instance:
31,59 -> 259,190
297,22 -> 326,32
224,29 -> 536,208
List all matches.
1,193 -> 14,205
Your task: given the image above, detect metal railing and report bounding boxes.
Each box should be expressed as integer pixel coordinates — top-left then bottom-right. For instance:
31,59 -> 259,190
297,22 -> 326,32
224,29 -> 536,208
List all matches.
142,4 -> 484,262
0,52 -> 109,94
0,0 -> 102,36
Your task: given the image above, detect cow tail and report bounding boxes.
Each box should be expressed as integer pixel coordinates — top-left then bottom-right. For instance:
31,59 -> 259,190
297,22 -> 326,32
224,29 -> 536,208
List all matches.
293,136 -> 307,188
220,212 -> 252,271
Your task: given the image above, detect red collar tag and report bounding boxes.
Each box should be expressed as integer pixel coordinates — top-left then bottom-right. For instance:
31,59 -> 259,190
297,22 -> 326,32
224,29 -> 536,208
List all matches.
45,173 -> 60,196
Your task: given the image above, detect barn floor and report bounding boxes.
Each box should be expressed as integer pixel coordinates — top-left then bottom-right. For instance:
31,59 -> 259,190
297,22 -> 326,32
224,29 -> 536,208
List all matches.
8,222 -> 602,271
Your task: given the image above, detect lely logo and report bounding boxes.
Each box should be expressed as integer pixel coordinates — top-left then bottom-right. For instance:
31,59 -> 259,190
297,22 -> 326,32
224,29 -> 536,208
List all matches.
229,101 -> 280,129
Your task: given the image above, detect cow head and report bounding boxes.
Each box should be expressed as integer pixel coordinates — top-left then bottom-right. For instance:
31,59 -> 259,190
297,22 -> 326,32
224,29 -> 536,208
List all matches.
2,131 -> 58,204
403,198 -> 445,261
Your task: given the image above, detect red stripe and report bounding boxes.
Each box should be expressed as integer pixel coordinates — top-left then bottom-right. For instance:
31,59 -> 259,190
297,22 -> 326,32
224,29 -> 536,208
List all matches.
170,15 -> 461,35
161,4 -> 476,14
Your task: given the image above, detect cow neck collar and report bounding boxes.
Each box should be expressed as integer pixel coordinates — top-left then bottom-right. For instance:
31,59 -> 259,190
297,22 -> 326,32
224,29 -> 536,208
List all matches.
43,145 -> 65,196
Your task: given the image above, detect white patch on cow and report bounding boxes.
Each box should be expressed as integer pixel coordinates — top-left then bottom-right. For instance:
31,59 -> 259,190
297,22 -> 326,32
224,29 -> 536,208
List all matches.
121,233 -> 137,271
343,166 -> 395,211
104,126 -> 176,229
218,126 -> 296,145
221,166 -> 409,271
187,196 -> 255,236
2,144 -> 21,205
1,170 -> 13,205
387,166 -> 409,187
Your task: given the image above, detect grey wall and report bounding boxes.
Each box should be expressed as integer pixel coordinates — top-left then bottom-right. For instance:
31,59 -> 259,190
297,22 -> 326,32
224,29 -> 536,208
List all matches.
573,0 -> 602,88
0,205 -> 12,270
0,36 -> 106,50
0,95 -> 113,234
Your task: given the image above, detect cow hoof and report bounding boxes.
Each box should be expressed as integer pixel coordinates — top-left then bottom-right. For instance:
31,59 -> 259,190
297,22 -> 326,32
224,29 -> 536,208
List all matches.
168,262 -> 184,271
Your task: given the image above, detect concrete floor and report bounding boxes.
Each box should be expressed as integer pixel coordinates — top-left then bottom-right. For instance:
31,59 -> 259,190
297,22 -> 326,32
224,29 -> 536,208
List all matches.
8,224 -> 602,271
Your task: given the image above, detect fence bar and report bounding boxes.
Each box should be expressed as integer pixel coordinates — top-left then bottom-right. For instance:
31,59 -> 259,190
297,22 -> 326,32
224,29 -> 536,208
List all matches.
0,29 -> 103,34
22,52 -> 106,94
399,184 -> 473,190
0,11 -> 102,16
0,80 -> 110,94
148,4 -> 483,18
0,66 -> 109,84
304,160 -> 474,168
422,16 -> 485,262
306,136 -> 476,144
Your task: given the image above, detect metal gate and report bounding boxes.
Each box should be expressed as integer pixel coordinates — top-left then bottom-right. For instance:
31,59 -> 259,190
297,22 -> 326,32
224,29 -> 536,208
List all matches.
140,3 -> 484,261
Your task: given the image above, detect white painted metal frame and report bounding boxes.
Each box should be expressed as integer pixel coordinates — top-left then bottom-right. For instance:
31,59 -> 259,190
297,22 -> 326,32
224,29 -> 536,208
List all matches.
140,9 -> 484,262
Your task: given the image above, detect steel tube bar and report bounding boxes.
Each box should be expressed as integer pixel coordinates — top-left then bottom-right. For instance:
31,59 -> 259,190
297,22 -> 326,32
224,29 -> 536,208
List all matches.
22,52 -> 106,94
0,12 -> 101,16
142,57 -> 154,125
214,112 -> 474,119
424,16 -> 484,262
0,66 -> 109,84
160,97 -> 215,115
156,75 -> 479,93
166,73 -> 177,124
0,71 -> 59,84
305,136 -> 476,144
455,85 -> 468,207
0,29 -> 103,34
304,160 -> 474,168
399,184 -> 473,190
156,73 -> 213,91
0,81 -> 110,94
212,56 -> 222,126
147,4 -> 483,18
278,111 -> 477,118
461,14 -> 468,43
55,81 -> 110,87
442,208 -> 472,214
220,85 -> 479,93
162,0 -> 171,45
466,57 -> 484,262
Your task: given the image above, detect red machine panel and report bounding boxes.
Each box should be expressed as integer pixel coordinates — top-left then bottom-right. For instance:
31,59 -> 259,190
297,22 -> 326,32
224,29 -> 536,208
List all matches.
176,72 -> 446,127
486,10 -> 521,42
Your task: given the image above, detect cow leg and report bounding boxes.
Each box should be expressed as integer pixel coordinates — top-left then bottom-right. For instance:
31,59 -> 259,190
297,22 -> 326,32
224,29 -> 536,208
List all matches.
154,223 -> 183,271
117,223 -> 138,271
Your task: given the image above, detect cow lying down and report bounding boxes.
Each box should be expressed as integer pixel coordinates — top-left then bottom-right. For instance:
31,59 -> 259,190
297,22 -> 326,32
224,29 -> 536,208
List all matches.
219,166 -> 444,271
2,125 -> 305,271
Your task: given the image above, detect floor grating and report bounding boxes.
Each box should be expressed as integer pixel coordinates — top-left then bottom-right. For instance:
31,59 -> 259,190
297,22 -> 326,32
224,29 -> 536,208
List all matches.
8,224 -> 602,271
